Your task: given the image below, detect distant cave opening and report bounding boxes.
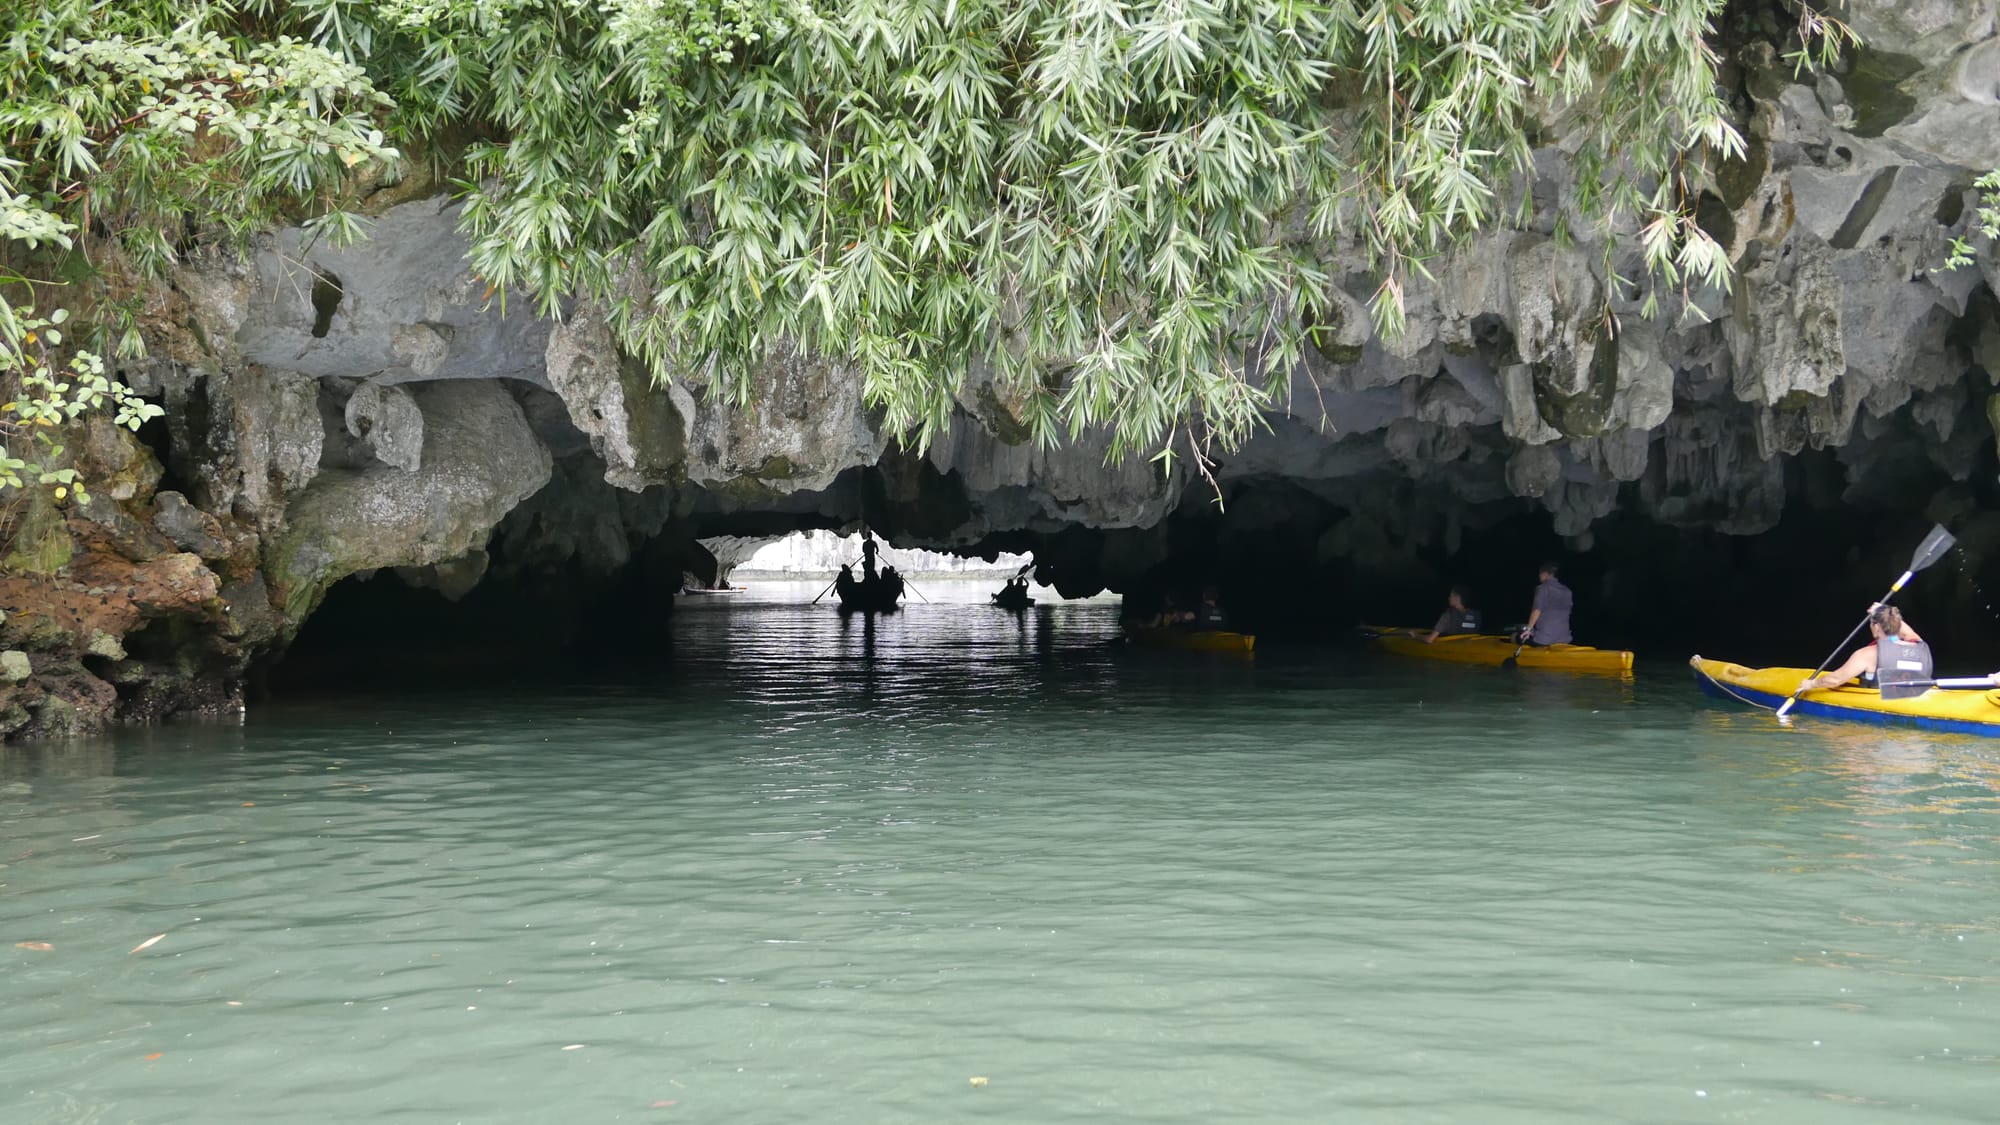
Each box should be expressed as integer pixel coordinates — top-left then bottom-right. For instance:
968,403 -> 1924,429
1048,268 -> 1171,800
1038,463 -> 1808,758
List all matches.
267,378 -> 2000,694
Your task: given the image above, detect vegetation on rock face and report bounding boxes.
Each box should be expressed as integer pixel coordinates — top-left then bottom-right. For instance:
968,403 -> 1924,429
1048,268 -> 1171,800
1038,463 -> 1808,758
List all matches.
1,1 -> 394,525
0,306 -> 163,504
1945,170 -> 2000,273
2,0 -> 1871,470
375,0 -> 1761,464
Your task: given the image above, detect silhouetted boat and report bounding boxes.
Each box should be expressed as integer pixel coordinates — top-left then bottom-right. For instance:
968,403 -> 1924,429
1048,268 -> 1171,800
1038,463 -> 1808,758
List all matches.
835,571 -> 904,613
991,586 -> 1033,610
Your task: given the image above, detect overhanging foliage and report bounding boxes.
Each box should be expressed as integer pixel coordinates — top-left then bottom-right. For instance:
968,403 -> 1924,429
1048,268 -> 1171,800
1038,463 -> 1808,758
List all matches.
376,0 -> 1753,461
2,0 -> 1869,464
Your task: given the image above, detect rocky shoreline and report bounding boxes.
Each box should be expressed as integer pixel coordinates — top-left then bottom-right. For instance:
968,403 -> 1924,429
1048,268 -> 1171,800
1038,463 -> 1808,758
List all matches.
3,1 -> 1998,739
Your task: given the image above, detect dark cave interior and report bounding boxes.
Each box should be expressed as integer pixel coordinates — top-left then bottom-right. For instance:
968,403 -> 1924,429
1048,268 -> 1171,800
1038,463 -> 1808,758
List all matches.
268,437 -> 2000,694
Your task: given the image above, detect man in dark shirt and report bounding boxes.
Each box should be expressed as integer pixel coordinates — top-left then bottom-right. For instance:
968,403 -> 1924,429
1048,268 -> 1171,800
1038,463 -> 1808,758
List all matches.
1520,563 -> 1573,646
1416,586 -> 1481,643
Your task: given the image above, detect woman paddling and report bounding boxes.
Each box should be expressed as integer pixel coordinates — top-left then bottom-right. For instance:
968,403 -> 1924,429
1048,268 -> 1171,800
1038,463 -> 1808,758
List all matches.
1797,605 -> 1928,692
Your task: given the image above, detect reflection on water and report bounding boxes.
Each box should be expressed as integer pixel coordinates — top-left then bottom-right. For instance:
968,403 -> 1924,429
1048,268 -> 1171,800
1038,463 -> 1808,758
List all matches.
3,582 -> 1999,1123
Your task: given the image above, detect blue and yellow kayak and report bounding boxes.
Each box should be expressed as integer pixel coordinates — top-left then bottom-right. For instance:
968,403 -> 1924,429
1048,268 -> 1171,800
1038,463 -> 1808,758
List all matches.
1690,656 -> 2000,736
1363,626 -> 1633,674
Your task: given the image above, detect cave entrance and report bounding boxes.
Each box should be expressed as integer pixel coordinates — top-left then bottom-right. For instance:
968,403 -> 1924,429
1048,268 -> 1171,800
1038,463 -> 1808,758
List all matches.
261,546 -> 682,698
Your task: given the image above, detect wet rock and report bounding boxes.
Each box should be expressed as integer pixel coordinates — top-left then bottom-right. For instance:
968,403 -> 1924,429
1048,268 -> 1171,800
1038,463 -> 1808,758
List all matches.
680,339 -> 887,497
1505,444 -> 1563,499
232,200 -> 555,386
175,366 -> 323,522
1838,0 -> 2000,168
343,381 -> 425,472
394,548 -> 490,602
152,492 -> 233,559
219,572 -> 280,645
269,380 -> 553,624
391,323 -> 452,378
542,304 -> 686,490
85,632 -> 126,661
926,412 -> 1181,533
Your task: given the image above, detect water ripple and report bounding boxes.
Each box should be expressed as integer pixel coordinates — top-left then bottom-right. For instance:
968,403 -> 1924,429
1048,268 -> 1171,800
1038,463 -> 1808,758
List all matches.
3,583 -> 1999,1122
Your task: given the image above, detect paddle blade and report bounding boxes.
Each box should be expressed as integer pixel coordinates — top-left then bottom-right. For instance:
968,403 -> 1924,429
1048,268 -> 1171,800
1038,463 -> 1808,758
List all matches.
1878,680 -> 1931,701
1910,524 -> 1956,572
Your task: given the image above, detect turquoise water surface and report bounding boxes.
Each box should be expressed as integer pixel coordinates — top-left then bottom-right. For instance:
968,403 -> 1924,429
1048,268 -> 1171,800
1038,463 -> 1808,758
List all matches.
3,582 -> 1998,1122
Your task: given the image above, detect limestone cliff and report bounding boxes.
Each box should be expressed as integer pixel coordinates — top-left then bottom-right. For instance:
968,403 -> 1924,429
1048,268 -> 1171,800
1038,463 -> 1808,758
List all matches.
1,6 -> 1997,736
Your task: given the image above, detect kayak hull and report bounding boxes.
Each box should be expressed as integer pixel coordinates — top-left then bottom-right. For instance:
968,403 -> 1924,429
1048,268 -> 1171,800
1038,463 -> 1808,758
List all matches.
1125,626 -> 1255,653
1363,627 -> 1633,673
1690,656 -> 2000,736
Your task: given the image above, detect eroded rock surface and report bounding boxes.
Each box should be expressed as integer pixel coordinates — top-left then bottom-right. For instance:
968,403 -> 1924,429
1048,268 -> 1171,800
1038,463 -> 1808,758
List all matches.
4,16 -> 1999,737
269,380 -> 554,623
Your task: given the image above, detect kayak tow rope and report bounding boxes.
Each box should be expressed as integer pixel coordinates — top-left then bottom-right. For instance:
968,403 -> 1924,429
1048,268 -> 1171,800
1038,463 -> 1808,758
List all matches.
1708,677 -> 1781,713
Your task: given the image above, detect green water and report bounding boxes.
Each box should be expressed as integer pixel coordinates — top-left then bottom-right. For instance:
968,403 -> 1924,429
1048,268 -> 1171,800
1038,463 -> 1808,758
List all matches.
4,583 -> 1999,1123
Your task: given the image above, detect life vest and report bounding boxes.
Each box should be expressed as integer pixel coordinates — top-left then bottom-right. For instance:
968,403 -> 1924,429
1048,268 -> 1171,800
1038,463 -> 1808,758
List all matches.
1444,610 -> 1483,634
1871,636 -> 1933,690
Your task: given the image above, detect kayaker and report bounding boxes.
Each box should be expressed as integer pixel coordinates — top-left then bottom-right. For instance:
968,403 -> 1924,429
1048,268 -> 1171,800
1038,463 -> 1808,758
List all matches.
1142,593 -> 1185,628
1798,605 -> 1927,692
1416,586 -> 1481,643
1190,587 -> 1227,630
1517,562 -> 1572,646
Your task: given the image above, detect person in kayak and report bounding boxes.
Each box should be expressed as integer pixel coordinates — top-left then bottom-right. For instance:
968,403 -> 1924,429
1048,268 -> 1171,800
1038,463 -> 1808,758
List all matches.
1415,586 -> 1482,643
1189,587 -> 1227,630
1518,563 -> 1572,646
1798,605 -> 1926,692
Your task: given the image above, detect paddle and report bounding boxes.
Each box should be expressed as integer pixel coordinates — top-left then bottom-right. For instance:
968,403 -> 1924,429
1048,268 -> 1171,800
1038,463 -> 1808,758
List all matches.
1877,675 -> 1998,701
1776,523 -> 1957,718
1501,635 -> 1528,668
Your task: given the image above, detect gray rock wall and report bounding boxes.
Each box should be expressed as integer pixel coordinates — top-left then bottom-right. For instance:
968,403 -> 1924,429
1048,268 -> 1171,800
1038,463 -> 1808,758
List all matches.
4,14 -> 1998,737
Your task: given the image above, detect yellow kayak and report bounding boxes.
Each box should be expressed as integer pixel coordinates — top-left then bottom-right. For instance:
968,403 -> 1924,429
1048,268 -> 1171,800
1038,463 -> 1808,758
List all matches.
1362,626 -> 1634,674
1125,626 -> 1256,654
1690,656 -> 2000,735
